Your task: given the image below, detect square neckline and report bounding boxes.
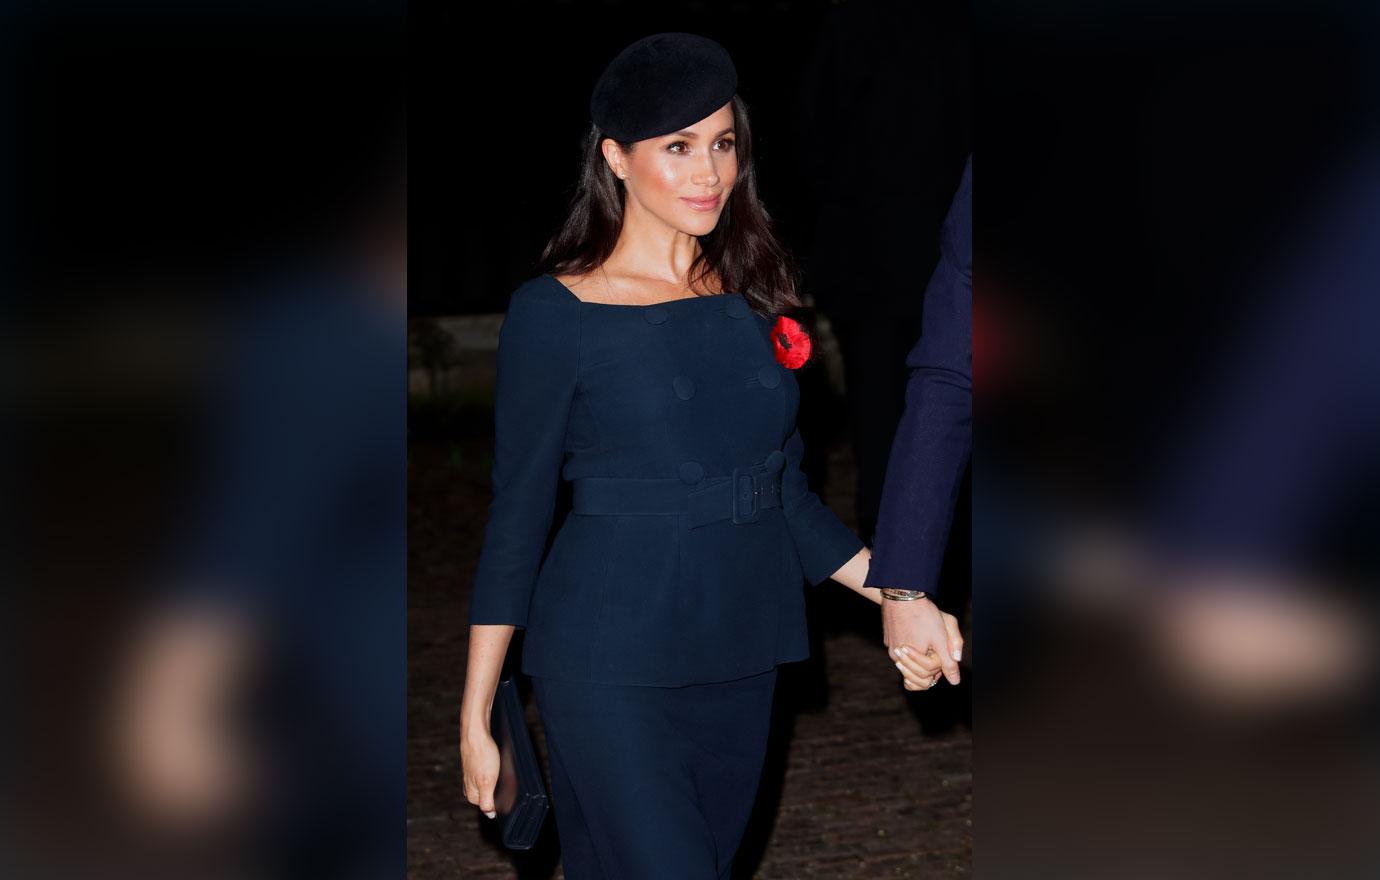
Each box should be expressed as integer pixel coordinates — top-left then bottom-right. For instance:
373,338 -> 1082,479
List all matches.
541,273 -> 736,308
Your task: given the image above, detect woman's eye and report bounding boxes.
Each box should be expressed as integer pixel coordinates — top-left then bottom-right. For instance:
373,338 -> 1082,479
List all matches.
668,139 -> 735,154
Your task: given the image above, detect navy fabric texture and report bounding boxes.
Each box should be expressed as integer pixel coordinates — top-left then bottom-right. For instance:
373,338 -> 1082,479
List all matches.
531,668 -> 777,879
469,274 -> 864,686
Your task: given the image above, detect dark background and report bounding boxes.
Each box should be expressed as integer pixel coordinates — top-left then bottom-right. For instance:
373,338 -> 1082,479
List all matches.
7,3 -> 406,878
977,3 -> 1376,505
409,0 -> 969,317
975,3 -> 1380,875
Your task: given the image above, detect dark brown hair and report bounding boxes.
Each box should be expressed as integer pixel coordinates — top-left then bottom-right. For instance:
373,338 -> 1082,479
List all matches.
534,94 -> 803,315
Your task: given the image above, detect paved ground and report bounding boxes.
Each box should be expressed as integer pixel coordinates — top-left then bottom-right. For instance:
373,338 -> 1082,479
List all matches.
407,406 -> 971,879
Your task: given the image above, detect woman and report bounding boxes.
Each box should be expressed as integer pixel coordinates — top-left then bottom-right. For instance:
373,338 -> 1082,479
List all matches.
459,32 -> 944,878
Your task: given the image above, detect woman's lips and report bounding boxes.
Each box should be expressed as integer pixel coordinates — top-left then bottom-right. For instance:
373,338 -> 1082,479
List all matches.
681,195 -> 721,211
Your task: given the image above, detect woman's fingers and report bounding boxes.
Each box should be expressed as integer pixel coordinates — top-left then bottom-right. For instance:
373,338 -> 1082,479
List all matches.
892,645 -> 942,684
902,668 -> 943,690
478,774 -> 496,816
461,735 -> 501,819
943,613 -> 964,663
464,769 -> 497,817
476,765 -> 497,817
891,644 -> 940,676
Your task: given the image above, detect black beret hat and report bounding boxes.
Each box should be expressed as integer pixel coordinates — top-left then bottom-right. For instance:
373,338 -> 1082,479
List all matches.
589,32 -> 738,142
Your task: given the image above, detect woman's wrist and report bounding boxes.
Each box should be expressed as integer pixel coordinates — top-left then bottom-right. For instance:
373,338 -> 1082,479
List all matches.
459,683 -> 496,738
461,625 -> 513,743
460,701 -> 493,742
880,588 -> 931,602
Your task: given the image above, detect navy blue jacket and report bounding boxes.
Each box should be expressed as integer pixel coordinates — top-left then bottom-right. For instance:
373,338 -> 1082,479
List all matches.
468,274 -> 866,686
864,154 -> 972,592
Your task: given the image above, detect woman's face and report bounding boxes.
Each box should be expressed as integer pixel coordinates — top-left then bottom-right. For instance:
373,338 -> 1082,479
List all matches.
611,103 -> 738,235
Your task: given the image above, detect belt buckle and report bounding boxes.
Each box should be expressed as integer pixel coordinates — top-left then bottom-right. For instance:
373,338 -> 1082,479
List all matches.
730,466 -> 760,524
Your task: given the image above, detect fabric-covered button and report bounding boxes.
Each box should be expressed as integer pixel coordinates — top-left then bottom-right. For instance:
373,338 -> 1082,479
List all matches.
724,296 -> 750,319
764,450 -> 786,472
672,375 -> 696,400
757,364 -> 781,388
643,306 -> 670,324
678,461 -> 705,485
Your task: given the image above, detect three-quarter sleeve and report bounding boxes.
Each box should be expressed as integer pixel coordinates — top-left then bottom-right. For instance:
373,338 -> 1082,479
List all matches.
467,284 -> 581,628
779,425 -> 866,586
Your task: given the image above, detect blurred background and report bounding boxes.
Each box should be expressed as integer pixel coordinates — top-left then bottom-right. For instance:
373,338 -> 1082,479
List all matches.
976,0 -> 1380,875
4,2 -> 405,878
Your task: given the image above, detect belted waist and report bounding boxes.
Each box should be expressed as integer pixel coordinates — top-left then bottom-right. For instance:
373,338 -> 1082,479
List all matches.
572,454 -> 787,528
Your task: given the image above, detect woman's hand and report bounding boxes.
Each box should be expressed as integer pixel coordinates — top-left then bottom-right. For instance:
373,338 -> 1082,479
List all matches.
458,624 -> 515,820
890,643 -> 945,690
460,726 -> 501,819
882,595 -> 963,687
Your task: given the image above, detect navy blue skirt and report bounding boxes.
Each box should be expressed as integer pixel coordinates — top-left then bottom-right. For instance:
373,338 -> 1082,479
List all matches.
530,666 -> 778,880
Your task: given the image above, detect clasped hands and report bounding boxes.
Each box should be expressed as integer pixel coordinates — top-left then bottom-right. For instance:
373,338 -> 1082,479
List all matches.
881,591 -> 963,692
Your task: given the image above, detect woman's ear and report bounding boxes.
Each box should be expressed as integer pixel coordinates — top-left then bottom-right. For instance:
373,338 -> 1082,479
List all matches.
602,138 -> 636,183
599,139 -> 624,180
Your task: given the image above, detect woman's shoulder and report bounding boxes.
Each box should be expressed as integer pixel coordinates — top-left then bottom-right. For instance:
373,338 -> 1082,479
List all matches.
510,273 -> 579,307
548,272 -> 597,299
498,276 -> 582,350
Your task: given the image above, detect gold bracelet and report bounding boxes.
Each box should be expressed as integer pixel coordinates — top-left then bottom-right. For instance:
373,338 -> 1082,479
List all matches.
880,588 -> 930,602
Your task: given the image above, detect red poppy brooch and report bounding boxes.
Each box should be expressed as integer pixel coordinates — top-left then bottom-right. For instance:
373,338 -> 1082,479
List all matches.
771,315 -> 812,369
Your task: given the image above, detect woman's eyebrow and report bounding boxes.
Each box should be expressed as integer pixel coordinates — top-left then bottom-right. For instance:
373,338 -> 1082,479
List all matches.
667,127 -> 735,139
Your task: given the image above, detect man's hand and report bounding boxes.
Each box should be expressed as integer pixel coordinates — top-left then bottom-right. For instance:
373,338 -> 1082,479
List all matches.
882,594 -> 963,687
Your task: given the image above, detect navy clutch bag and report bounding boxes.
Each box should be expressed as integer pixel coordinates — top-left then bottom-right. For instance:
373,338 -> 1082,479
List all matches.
489,674 -> 549,849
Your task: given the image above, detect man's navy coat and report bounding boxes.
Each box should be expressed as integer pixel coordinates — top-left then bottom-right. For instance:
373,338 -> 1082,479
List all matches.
468,275 -> 865,686
864,155 -> 973,592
